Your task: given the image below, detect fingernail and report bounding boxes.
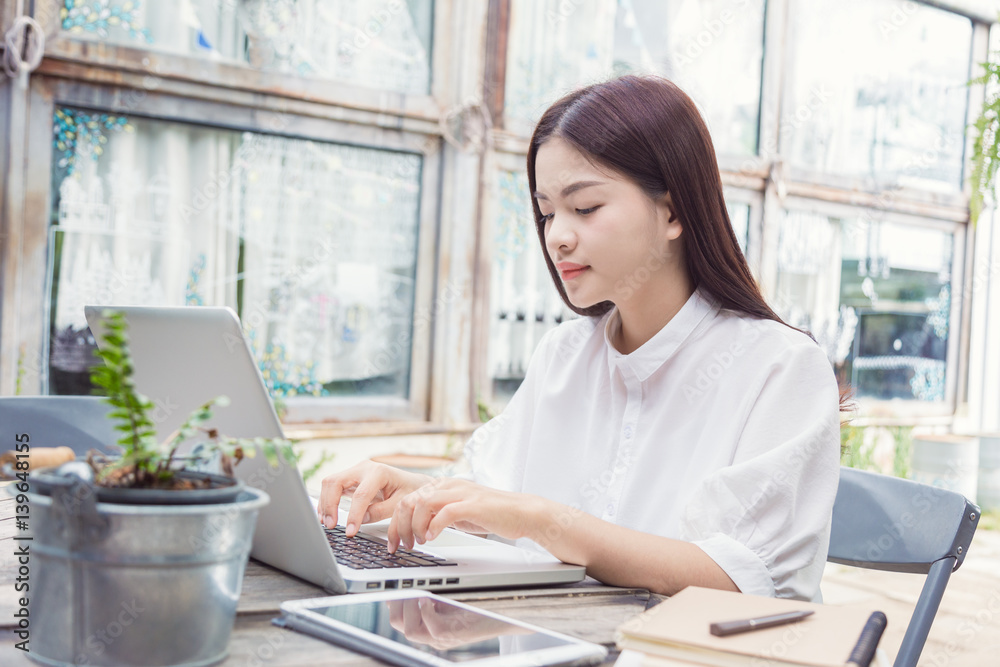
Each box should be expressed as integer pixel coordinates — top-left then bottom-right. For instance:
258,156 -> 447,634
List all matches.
425,530 -> 434,542
346,522 -> 356,536
324,515 -> 333,529
363,512 -> 370,523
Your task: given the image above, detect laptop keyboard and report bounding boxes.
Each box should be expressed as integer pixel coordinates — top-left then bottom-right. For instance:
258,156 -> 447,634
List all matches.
325,525 -> 459,570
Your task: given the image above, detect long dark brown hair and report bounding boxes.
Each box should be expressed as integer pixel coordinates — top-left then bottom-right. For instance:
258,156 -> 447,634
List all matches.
526,75 -> 853,412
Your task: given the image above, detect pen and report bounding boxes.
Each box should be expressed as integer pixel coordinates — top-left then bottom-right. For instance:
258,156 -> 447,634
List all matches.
845,611 -> 887,667
709,610 -> 814,637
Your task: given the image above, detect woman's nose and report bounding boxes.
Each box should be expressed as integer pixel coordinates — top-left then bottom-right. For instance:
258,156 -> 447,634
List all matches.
545,213 -> 575,257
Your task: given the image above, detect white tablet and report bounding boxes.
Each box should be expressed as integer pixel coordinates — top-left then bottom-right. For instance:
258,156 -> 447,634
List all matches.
276,590 -> 608,666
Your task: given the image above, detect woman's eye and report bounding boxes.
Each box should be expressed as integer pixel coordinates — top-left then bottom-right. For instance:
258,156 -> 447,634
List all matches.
540,213 -> 554,223
576,206 -> 600,215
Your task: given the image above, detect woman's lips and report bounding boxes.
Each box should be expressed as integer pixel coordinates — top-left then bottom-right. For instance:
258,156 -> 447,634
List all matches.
557,263 -> 589,281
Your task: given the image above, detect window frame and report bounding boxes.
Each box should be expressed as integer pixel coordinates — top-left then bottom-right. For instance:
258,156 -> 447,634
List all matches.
474,0 -> 987,425
1,1 -> 471,428
40,1 -> 448,122
776,195 -> 967,418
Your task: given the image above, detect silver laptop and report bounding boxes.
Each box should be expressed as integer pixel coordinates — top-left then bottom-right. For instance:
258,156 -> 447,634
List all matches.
84,305 -> 585,594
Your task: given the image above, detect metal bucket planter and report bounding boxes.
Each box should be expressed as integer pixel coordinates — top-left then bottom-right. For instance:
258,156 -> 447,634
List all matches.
23,475 -> 269,667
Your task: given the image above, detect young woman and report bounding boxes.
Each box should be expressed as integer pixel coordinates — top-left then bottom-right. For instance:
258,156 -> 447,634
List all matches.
319,75 -> 842,602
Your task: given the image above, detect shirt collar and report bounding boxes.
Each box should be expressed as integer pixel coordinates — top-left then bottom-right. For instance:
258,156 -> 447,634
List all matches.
603,287 -> 718,382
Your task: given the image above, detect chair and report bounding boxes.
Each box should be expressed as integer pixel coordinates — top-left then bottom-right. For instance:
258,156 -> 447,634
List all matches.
828,466 -> 980,667
0,395 -> 119,455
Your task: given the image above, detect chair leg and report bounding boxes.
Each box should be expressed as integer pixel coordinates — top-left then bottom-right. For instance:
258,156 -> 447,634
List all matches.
893,557 -> 955,667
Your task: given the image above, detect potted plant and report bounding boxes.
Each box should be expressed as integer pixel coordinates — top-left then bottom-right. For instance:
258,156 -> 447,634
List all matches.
969,41 -> 1000,225
20,310 -> 292,667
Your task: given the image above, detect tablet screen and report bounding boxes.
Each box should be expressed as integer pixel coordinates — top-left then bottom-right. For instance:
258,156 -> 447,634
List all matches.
307,596 -> 574,662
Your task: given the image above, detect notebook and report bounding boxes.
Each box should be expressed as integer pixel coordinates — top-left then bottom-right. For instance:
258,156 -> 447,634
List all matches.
616,586 -> 885,667
84,305 -> 586,594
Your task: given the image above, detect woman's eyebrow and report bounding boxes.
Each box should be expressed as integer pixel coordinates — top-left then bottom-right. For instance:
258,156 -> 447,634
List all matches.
533,180 -> 605,201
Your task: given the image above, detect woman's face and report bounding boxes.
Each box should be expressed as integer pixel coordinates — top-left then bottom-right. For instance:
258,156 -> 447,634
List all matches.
533,137 -> 681,310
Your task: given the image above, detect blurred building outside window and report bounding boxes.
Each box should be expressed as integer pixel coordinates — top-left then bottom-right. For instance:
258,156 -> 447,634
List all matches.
775,209 -> 959,408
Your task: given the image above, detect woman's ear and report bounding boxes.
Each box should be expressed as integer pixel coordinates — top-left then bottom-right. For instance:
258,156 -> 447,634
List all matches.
659,192 -> 683,240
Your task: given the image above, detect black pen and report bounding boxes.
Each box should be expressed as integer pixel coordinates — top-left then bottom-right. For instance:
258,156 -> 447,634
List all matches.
845,611 -> 887,667
709,610 -> 815,637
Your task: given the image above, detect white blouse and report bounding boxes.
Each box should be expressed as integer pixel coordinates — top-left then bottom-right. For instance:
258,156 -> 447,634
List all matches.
462,288 -> 842,602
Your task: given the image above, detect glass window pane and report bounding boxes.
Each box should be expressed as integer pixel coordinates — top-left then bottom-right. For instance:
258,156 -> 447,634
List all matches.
504,0 -> 764,155
783,0 -> 972,190
487,169 -> 574,406
726,202 -> 749,254
47,106 -> 423,404
612,0 -> 764,155
774,210 -> 953,403
59,0 -> 433,95
504,0 -> 617,128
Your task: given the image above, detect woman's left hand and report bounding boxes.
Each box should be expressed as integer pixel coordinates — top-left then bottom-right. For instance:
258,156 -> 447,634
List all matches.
387,478 -> 538,553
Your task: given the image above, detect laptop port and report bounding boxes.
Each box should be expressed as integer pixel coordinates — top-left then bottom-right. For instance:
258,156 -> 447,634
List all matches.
416,580 -> 426,586
401,580 -> 413,588
429,578 -> 442,586
366,582 -> 380,590
446,578 -> 459,585
384,580 -> 398,589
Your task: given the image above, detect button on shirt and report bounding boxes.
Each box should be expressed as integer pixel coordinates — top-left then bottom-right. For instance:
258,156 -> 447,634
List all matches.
462,288 -> 841,602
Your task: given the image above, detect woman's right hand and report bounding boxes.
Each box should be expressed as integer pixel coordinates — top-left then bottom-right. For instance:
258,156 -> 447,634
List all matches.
317,461 -> 432,537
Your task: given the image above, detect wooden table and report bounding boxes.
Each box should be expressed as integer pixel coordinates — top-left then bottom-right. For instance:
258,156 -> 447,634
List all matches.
0,493 -> 662,665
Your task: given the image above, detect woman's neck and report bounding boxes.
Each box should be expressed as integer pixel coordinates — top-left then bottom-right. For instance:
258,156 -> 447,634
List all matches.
612,273 -> 694,355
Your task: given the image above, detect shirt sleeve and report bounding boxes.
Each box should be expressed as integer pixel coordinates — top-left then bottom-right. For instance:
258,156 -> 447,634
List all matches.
677,340 -> 842,601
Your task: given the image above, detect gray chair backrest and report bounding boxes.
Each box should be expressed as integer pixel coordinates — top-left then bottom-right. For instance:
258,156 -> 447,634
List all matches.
0,396 -> 119,455
829,467 -> 979,667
